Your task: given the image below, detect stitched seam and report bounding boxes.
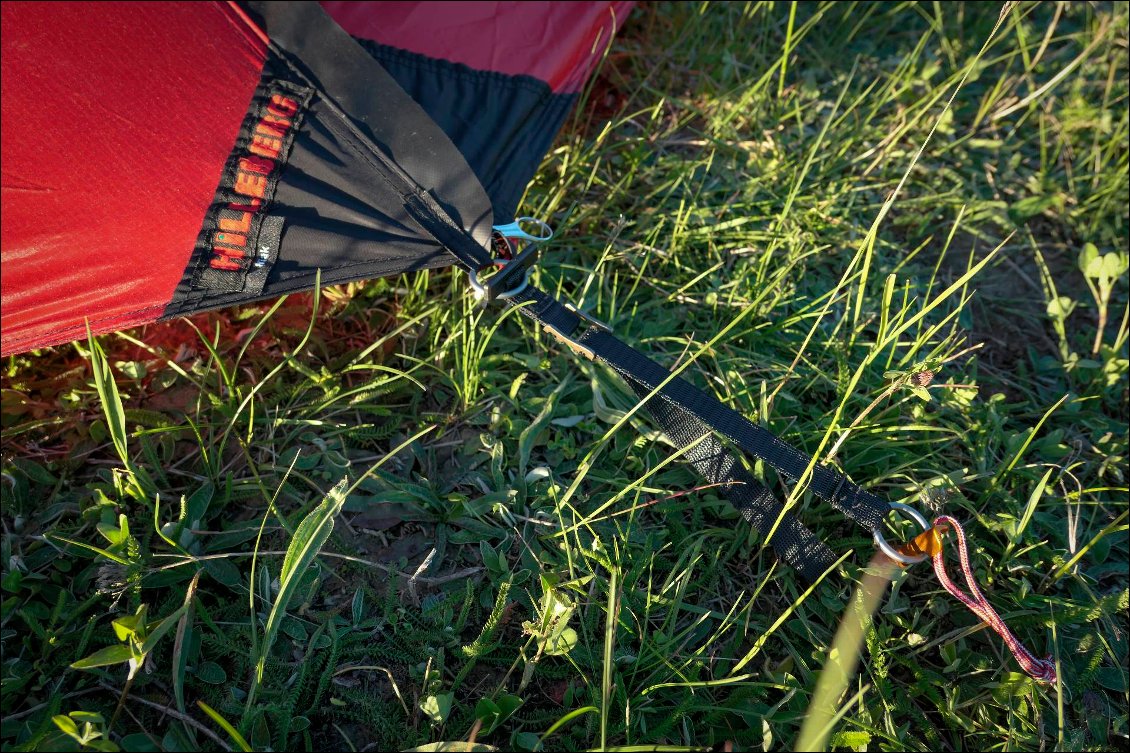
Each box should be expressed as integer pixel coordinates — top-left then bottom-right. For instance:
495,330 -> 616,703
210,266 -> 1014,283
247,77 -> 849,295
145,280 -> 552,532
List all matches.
271,250 -> 450,282
162,253 -> 453,317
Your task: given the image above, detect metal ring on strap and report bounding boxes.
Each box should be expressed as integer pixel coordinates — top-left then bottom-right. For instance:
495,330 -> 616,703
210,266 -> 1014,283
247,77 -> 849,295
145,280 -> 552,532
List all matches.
873,501 -> 931,565
468,260 -> 531,300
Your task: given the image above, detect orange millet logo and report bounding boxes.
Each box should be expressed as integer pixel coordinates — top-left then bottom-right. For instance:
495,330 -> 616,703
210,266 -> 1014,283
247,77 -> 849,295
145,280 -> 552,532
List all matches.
208,92 -> 302,272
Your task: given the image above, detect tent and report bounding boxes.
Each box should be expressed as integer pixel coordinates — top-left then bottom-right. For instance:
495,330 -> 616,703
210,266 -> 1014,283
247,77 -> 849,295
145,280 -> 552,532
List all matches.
2,1 -> 899,584
2,1 -> 629,353
1,3 -> 1059,681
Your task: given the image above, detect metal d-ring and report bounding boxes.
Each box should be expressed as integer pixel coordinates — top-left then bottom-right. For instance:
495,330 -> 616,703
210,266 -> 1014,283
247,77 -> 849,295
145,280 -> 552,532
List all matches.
873,501 -> 931,565
467,259 -> 531,300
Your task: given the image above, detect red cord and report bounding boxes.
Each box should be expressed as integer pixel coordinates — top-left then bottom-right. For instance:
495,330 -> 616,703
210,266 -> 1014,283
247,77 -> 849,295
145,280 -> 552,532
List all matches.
930,515 -> 1057,684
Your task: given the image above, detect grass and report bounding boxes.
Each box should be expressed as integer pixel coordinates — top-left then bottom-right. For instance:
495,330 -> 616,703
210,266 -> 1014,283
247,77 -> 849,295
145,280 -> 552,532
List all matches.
2,1 -> 1128,751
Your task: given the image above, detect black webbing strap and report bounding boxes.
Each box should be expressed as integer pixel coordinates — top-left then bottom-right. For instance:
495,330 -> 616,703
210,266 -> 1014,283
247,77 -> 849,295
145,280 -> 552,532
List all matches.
255,17 -> 862,578
501,285 -> 890,540
402,192 -> 494,271
493,286 -> 843,578
253,19 -> 495,274
576,327 -> 889,532
625,379 -> 839,582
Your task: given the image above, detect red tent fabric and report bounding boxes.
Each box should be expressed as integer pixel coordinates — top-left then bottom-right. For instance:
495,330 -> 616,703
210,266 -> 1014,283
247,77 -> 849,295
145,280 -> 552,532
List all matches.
1,1 -> 631,355
1,2 -> 267,353
322,1 -> 631,92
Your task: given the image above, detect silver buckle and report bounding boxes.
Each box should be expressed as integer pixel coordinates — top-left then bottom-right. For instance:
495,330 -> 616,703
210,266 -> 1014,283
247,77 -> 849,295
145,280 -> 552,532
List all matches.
468,261 -> 530,300
468,217 -> 553,301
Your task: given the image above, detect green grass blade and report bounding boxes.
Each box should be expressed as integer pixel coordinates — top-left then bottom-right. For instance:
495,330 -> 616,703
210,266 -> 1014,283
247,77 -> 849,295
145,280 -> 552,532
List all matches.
198,700 -> 251,752
1053,511 -> 1129,581
246,478 -> 347,713
45,534 -> 131,566
85,324 -> 129,469
71,644 -> 133,670
140,603 -> 189,655
601,565 -> 620,751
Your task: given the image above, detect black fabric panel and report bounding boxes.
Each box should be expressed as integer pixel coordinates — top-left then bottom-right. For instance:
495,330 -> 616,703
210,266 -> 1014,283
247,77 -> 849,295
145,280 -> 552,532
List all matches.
356,40 -> 577,224
248,1 -> 494,247
165,2 -> 495,317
